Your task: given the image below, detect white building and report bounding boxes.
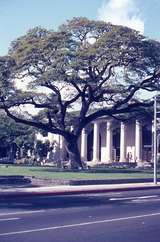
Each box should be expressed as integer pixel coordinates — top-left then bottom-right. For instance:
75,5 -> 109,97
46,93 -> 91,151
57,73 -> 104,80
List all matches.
42,117 -> 154,165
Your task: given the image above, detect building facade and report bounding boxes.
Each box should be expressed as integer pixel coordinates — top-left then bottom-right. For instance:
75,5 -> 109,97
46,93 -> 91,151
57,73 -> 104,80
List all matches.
80,119 -> 152,164
41,117 -> 153,165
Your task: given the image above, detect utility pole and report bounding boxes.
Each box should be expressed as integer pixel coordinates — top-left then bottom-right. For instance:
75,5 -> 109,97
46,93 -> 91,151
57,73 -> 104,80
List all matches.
153,95 -> 160,185
153,96 -> 157,184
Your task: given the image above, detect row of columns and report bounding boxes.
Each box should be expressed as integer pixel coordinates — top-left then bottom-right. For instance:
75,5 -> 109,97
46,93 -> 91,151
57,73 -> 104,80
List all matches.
81,120 -> 142,163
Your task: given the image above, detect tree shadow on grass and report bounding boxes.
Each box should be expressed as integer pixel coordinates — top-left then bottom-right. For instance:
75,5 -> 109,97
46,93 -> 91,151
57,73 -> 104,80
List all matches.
30,167 -> 149,174
0,176 -> 37,189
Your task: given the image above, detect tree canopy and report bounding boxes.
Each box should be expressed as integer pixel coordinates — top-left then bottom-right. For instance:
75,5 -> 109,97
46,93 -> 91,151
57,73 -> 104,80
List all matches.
0,17 -> 160,167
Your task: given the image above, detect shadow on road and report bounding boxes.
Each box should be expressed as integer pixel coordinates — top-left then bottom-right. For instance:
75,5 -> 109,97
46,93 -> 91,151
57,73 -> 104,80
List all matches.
0,193 -> 135,210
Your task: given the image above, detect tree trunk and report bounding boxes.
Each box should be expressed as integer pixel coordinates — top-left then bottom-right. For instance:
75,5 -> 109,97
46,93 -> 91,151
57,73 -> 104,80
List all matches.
65,137 -> 83,169
9,143 -> 16,163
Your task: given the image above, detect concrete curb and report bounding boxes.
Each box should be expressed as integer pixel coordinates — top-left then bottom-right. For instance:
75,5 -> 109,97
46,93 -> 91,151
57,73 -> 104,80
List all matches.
1,183 -> 160,198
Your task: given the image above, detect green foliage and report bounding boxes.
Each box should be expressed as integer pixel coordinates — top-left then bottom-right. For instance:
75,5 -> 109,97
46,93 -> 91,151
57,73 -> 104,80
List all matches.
35,140 -> 50,159
0,111 -> 35,148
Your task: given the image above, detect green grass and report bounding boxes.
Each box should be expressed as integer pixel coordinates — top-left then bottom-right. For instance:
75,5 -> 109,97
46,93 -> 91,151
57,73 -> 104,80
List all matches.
0,164 -> 158,180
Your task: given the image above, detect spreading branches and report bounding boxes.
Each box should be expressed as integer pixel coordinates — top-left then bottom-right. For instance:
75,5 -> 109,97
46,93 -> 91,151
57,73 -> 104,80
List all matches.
0,17 -> 160,144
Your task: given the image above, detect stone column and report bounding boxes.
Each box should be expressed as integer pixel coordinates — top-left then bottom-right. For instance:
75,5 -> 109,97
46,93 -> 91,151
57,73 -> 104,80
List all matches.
119,122 -> 126,162
106,121 -> 113,163
93,122 -> 100,162
81,128 -> 87,161
135,120 -> 142,162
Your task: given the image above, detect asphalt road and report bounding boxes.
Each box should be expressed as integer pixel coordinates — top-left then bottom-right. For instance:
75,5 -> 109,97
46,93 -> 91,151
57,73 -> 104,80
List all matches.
1,189 -> 160,242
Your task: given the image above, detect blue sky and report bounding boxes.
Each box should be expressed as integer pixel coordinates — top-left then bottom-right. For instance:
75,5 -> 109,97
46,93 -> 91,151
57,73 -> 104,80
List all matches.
0,0 -> 160,55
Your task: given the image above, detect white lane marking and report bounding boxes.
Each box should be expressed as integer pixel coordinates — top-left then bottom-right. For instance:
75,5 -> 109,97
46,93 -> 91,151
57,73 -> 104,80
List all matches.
1,212 -> 160,236
0,218 -> 19,222
109,195 -> 158,201
0,210 -> 45,217
132,198 -> 160,203
88,192 -> 122,197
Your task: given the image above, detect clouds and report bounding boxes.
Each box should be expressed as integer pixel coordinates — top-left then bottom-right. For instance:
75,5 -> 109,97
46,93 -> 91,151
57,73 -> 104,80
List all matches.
97,0 -> 144,34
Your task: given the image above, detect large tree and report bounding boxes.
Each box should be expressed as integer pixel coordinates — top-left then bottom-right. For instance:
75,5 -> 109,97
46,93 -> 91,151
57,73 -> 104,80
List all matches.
0,17 -> 160,167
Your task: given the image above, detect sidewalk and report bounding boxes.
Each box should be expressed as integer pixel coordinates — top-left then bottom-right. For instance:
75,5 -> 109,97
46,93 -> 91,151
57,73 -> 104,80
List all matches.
1,182 -> 160,198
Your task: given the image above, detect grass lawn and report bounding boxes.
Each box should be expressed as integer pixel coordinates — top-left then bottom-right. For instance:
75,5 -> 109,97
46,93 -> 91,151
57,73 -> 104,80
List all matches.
0,164 -> 158,180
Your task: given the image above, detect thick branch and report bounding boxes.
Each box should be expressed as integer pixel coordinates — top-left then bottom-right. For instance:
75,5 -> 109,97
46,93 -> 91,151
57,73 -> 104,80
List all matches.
2,106 -> 67,137
83,100 -> 153,128
114,74 -> 159,110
